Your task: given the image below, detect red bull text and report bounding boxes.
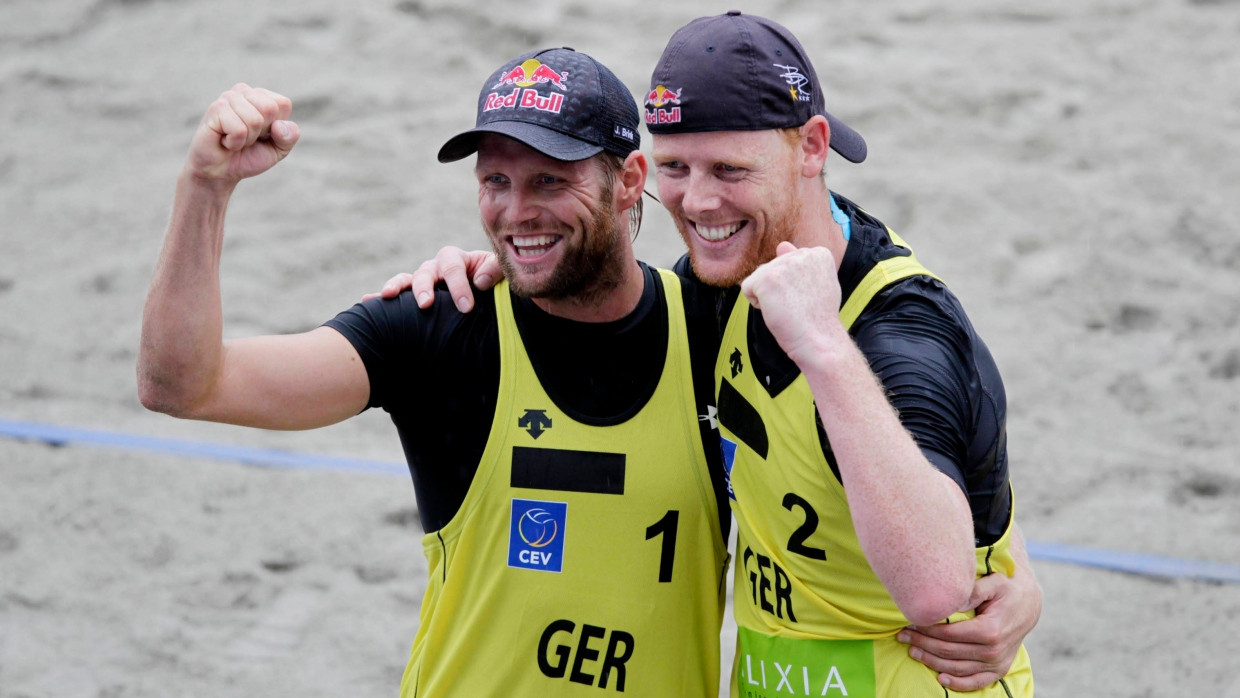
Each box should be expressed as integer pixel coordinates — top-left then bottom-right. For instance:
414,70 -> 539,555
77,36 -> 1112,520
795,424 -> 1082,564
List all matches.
484,88 -> 565,114
644,84 -> 682,125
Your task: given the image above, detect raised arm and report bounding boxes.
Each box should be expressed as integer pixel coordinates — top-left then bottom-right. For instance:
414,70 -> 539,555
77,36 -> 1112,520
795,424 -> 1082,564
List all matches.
138,84 -> 369,430
740,241 -> 976,626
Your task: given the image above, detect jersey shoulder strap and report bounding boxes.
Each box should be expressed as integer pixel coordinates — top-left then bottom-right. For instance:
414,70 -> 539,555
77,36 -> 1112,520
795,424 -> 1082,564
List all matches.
838,227 -> 941,331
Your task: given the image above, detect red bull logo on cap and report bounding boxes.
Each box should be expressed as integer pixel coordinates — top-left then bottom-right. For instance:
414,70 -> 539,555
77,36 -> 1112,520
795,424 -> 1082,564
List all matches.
644,84 -> 682,125
485,58 -> 569,115
644,84 -> 681,108
494,58 -> 570,90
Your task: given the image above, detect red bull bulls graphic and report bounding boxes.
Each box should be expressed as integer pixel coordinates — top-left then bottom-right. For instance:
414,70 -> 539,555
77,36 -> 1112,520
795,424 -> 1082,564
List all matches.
644,84 -> 681,125
485,59 -> 570,115
494,58 -> 570,90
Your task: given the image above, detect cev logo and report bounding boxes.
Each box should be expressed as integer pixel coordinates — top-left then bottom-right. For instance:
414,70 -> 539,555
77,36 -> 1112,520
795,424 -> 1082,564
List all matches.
509,498 -> 568,572
519,508 -> 559,547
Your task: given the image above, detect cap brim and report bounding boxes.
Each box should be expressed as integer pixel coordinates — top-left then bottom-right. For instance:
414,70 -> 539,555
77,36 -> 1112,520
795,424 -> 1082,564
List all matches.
438,121 -> 605,163
826,112 -> 867,164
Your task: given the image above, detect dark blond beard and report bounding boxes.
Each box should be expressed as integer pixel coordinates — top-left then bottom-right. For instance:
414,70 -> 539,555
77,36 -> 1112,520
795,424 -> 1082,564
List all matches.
488,179 -> 628,303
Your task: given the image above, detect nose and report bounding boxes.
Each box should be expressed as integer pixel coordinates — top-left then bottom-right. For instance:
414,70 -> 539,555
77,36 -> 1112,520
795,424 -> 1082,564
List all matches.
678,170 -> 722,218
494,183 -> 542,229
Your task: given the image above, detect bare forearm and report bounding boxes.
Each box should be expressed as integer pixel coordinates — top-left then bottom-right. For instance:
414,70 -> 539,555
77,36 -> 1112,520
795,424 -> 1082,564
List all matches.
799,333 -> 976,624
137,173 -> 236,415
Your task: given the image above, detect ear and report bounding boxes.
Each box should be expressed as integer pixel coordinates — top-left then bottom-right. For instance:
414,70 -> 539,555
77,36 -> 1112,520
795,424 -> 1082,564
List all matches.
798,115 -> 830,179
615,150 -> 649,210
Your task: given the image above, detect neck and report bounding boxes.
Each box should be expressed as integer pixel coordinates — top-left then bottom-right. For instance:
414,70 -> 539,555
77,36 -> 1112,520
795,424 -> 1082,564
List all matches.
532,257 -> 645,323
788,185 -> 848,270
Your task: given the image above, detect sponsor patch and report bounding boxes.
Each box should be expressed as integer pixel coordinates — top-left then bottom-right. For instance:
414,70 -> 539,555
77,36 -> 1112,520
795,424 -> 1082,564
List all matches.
483,88 -> 565,114
736,628 -> 876,697
484,58 -> 570,114
495,59 -> 570,90
644,84 -> 682,125
720,435 -> 737,501
509,498 -> 568,572
511,446 -> 625,495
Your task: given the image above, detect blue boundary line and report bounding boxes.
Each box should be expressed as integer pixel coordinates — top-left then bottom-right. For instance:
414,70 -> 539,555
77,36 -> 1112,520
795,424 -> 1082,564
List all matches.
0,418 -> 405,476
1024,540 -> 1240,584
3,418 -> 1238,584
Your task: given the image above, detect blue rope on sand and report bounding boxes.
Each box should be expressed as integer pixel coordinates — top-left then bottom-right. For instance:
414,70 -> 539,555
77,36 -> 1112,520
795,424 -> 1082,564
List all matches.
1024,540 -> 1240,584
0,418 -> 405,476
4,418 -> 1239,584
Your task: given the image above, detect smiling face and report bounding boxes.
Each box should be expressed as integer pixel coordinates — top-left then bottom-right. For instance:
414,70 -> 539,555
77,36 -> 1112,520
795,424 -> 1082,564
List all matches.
651,129 -> 806,287
475,135 -> 627,303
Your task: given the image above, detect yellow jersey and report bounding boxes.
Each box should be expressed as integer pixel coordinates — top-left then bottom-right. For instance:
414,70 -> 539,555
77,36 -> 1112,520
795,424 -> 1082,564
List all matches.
401,270 -> 730,697
717,235 -> 1033,697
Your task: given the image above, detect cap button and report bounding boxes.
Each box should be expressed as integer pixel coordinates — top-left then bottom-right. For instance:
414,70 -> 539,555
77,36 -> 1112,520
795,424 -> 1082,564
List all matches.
727,9 -> 741,15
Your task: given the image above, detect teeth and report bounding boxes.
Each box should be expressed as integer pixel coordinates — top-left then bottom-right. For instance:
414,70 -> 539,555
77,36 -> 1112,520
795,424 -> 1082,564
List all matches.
696,222 -> 742,241
512,234 -> 558,256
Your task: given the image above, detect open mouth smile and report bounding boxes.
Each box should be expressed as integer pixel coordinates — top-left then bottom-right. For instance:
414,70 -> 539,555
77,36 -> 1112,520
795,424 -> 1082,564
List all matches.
510,234 -> 561,257
693,221 -> 746,242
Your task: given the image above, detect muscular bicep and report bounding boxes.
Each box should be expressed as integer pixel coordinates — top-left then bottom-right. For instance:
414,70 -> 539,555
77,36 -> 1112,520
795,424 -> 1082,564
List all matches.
192,326 -> 370,430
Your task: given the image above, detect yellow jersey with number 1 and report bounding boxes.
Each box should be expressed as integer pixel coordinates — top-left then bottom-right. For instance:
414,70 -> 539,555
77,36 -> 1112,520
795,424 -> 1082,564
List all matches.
400,269 -> 730,697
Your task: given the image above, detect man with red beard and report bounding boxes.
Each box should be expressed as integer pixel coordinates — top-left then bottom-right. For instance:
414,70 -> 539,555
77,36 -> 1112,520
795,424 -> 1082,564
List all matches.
138,48 -> 731,696
646,12 -> 1035,696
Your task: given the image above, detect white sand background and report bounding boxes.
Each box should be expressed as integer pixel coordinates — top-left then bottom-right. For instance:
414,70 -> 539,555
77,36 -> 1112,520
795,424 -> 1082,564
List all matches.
3,0 -> 1239,695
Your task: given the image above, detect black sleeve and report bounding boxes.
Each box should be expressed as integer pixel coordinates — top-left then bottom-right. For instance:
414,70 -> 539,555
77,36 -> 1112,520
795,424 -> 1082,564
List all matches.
324,289 -> 499,412
323,287 -> 501,533
323,292 -> 422,412
853,278 -> 1012,545
851,284 -> 976,491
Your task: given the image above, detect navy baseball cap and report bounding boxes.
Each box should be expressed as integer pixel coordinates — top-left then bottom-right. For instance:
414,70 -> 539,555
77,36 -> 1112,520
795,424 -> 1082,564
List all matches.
439,47 -> 641,163
645,11 -> 867,163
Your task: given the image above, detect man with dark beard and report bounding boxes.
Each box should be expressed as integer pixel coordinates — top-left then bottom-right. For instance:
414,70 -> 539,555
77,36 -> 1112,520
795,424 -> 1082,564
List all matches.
138,47 -> 731,696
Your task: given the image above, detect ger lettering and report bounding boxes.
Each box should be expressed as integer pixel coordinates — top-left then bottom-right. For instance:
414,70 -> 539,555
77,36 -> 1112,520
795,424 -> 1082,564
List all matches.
537,619 -> 634,692
743,546 -> 797,621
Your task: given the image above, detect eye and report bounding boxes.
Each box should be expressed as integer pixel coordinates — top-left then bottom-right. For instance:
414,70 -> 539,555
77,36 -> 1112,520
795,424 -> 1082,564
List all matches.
482,174 -> 508,186
537,174 -> 560,185
719,163 -> 739,173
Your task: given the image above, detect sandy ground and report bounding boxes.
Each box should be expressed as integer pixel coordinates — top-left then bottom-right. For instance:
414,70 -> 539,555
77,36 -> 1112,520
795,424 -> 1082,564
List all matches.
2,0 -> 1239,695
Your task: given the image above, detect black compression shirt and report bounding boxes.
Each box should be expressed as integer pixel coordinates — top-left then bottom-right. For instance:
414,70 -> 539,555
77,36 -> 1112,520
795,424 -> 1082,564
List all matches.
324,262 -> 729,540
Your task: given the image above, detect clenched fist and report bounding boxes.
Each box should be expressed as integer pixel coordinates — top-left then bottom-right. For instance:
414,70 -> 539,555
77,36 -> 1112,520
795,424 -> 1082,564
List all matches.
185,83 -> 299,183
